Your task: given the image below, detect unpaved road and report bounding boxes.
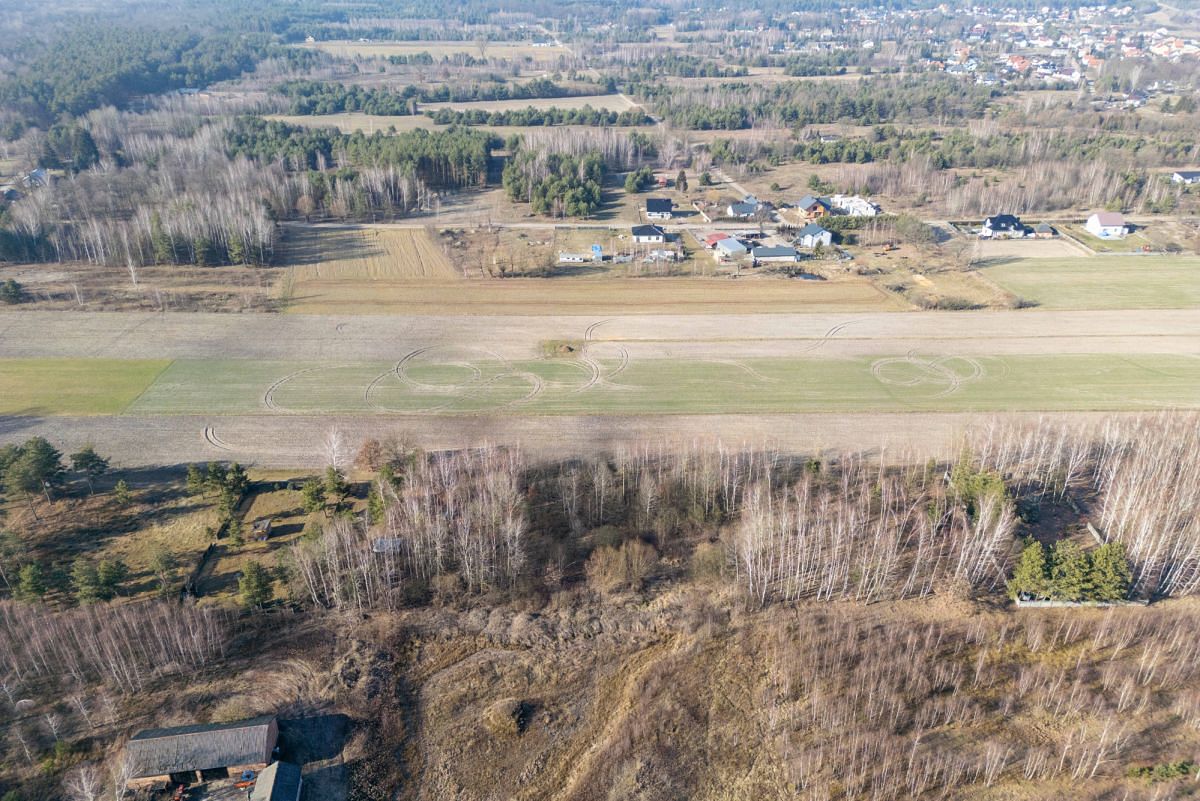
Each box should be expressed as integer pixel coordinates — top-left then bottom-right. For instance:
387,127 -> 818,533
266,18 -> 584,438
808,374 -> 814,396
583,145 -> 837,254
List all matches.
0,411 -> 1148,468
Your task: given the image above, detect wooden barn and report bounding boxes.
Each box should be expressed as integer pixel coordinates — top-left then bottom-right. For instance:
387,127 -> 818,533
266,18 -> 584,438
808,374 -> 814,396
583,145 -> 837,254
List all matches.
126,715 -> 278,790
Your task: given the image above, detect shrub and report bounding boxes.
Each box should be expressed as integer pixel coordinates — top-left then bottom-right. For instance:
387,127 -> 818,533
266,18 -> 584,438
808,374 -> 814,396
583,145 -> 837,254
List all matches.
586,540 -> 658,593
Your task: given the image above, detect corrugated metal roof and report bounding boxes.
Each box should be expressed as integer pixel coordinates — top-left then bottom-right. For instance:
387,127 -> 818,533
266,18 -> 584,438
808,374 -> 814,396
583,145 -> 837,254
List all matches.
128,716 -> 276,778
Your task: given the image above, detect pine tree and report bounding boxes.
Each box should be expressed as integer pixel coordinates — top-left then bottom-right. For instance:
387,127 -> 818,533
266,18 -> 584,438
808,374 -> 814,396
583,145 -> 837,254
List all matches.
97,560 -> 129,598
113,479 -> 133,507
70,446 -> 108,494
301,478 -> 326,514
150,212 -> 174,265
238,560 -> 274,610
676,170 -> 688,192
1090,541 -> 1132,601
1007,539 -> 1049,600
16,563 -> 47,601
71,558 -> 102,604
1049,540 -> 1091,601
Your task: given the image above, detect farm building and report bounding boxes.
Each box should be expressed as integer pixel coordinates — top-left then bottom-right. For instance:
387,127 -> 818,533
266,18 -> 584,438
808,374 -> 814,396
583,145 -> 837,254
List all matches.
795,195 -> 832,219
631,224 -> 666,244
751,245 -> 799,263
830,194 -> 881,217
705,232 -> 731,248
250,761 -> 302,801
645,198 -> 674,220
714,238 -> 748,260
1033,222 -> 1057,238
980,214 -> 1026,239
126,715 -> 278,790
795,223 -> 833,249
1085,212 -> 1127,239
557,252 -> 591,263
1170,170 -> 1200,185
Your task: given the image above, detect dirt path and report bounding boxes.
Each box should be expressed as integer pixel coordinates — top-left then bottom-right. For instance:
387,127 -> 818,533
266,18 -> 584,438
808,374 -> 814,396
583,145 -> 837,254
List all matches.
3,410 -> 1161,468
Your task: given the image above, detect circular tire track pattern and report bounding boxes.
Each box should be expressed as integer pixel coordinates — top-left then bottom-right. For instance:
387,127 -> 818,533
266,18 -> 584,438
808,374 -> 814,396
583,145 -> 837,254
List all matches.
871,354 -> 985,398
367,346 -> 547,413
203,426 -> 233,451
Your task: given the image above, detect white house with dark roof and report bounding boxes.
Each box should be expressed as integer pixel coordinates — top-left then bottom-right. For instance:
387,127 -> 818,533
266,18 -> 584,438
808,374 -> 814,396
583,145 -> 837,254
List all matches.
645,198 -> 674,220
1085,211 -> 1127,238
1170,170 -> 1200,185
631,224 -> 666,244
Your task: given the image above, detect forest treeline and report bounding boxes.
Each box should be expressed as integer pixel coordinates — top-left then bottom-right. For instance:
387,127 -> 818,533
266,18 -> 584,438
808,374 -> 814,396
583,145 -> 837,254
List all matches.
632,74 -> 1001,129
426,106 -> 650,127
224,117 -> 495,187
271,415 -> 1200,614
0,26 -> 282,130
275,77 -> 587,116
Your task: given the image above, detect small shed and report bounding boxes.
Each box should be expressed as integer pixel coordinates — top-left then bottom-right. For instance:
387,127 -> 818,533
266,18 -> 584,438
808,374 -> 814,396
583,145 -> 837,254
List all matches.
715,238 -> 748,260
251,518 -> 273,540
251,761 -> 302,801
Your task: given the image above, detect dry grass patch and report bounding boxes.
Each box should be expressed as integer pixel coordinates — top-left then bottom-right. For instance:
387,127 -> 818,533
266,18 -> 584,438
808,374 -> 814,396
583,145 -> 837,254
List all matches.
282,275 -> 900,315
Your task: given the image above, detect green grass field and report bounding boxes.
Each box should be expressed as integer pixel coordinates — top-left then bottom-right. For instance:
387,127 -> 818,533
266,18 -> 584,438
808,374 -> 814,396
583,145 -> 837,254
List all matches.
0,359 -> 170,415
1,353 -> 1191,416
984,256 -> 1200,309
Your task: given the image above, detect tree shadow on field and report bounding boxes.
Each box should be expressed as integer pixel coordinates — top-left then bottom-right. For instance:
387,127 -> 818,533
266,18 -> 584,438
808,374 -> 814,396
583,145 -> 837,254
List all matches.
0,412 -> 46,439
276,228 -> 385,267
970,256 -> 1021,269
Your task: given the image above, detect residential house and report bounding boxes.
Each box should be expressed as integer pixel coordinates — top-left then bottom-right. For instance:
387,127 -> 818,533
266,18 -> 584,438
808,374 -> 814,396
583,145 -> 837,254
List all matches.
795,223 -> 833,248
1171,170 -> 1200,185
980,214 -> 1026,238
714,238 -> 748,260
1085,211 -> 1127,239
126,716 -> 278,790
645,198 -> 674,221
751,245 -> 800,263
250,761 -> 302,801
726,196 -> 766,219
795,195 -> 832,219
830,194 -> 881,217
631,224 -> 666,244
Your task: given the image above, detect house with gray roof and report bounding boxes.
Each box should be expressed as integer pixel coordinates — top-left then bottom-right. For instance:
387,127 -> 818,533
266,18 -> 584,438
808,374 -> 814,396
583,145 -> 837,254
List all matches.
751,245 -> 800,263
795,223 -> 833,248
126,715 -> 278,790
714,238 -> 748,260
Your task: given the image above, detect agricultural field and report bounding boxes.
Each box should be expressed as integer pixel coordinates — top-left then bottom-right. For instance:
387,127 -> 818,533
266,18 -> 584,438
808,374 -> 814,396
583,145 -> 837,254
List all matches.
278,226 -> 458,281
0,358 -> 170,415
6,351 -> 1200,418
984,256 -> 1200,310
295,40 -> 569,61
